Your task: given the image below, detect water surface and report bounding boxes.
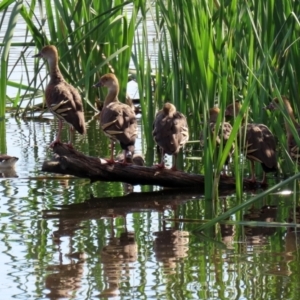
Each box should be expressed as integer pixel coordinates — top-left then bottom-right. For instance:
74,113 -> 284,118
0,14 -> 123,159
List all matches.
1,115 -> 300,300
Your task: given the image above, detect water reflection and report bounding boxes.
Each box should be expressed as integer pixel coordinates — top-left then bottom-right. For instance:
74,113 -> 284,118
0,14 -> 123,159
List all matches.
43,190 -> 196,298
153,223 -> 189,275
99,223 -> 137,298
2,112 -> 300,299
244,205 -> 278,244
45,248 -> 85,299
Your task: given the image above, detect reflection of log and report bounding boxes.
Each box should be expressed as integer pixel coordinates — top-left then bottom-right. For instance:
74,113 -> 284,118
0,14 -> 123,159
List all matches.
43,188 -> 203,221
42,143 -> 252,188
43,188 -> 234,222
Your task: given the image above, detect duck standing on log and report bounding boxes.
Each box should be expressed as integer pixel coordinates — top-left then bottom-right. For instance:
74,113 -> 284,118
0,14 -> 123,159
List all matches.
33,45 -> 86,148
200,107 -> 234,176
225,102 -> 277,184
93,73 -> 138,164
266,96 -> 300,163
152,102 -> 189,171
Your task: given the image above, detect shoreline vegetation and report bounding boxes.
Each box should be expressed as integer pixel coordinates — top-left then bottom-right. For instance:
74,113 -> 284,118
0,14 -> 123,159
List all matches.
1,0 -> 300,219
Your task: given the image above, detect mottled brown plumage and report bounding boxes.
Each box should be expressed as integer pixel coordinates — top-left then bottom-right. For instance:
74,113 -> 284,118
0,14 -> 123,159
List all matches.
200,107 -> 234,175
33,45 -> 86,147
225,102 -> 277,183
0,155 -> 19,168
94,73 -> 137,164
152,102 -> 189,171
266,96 -> 300,163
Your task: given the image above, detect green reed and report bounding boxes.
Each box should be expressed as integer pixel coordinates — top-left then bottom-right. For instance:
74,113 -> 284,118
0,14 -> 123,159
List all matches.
2,1 -> 300,196
0,0 -> 22,118
1,1 -> 138,115
140,0 -> 300,199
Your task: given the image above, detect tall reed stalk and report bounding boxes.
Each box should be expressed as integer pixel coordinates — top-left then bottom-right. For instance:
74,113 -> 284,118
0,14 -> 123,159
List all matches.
0,0 -> 22,118
132,0 -> 300,199
1,0 -> 300,198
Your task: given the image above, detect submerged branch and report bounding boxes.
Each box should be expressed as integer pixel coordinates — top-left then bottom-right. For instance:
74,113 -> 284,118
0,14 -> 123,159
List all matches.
42,143 -> 254,189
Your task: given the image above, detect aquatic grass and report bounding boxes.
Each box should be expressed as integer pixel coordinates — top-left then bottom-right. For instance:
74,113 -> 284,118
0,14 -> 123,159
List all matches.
2,0 -> 300,192
14,0 -> 138,115
196,171 -> 300,231
0,1 -> 22,118
130,0 -> 300,199
131,3 -> 156,148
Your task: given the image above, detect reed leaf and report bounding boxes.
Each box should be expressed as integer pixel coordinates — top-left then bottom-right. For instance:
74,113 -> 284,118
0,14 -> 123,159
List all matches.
196,172 -> 300,231
0,0 -> 22,118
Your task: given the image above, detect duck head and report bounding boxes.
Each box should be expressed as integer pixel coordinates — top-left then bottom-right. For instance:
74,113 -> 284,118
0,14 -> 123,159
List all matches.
32,45 -> 58,65
93,73 -> 119,90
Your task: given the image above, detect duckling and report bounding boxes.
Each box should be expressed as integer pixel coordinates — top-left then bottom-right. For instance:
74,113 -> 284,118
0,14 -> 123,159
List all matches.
0,155 -> 19,168
93,73 -> 138,164
225,102 -> 277,184
152,102 -> 189,171
266,96 -> 300,163
116,152 -> 145,166
33,45 -> 86,147
200,107 -> 234,176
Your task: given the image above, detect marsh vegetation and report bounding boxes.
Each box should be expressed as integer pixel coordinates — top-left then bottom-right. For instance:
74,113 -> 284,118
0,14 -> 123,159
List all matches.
1,1 -> 300,297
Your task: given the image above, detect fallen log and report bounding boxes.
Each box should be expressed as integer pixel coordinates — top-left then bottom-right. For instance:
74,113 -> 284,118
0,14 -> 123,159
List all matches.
42,143 -> 255,189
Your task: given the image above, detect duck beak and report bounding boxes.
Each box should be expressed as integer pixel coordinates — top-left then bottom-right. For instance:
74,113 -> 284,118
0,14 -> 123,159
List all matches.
264,103 -> 274,110
93,81 -> 102,88
32,52 -> 42,58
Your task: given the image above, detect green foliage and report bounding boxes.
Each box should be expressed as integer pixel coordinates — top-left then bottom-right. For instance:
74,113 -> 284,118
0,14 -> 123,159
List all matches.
0,0 -> 22,118
145,0 -> 300,198
1,1 -> 137,115
2,0 -> 300,196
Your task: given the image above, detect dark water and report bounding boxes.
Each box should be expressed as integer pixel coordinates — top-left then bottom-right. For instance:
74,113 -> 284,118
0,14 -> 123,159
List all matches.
1,113 -> 300,300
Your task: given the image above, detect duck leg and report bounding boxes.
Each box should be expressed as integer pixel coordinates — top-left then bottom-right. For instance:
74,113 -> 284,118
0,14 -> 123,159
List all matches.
105,141 -> 116,164
261,172 -> 267,185
120,149 -> 129,165
50,119 -> 63,148
67,126 -> 75,148
249,160 -> 256,182
170,153 -> 178,171
155,147 -> 165,169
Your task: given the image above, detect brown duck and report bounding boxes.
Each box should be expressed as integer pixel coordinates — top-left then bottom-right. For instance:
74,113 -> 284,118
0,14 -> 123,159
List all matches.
0,155 -> 19,168
266,96 -> 300,163
200,107 -> 234,175
152,102 -> 189,171
225,102 -> 277,184
93,73 -> 138,164
33,45 -> 86,147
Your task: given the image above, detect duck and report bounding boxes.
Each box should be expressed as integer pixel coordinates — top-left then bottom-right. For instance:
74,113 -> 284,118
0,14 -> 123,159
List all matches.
93,73 -> 138,164
266,96 -> 300,163
200,107 -> 234,176
225,101 -> 277,184
33,45 -> 86,147
116,152 -> 144,166
0,155 -> 19,168
152,102 -> 189,171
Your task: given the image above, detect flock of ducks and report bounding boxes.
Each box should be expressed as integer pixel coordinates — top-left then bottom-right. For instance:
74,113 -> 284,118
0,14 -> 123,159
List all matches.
2,45 -> 300,184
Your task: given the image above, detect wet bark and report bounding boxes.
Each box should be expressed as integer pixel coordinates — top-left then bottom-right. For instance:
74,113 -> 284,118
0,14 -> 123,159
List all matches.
42,142 -> 255,189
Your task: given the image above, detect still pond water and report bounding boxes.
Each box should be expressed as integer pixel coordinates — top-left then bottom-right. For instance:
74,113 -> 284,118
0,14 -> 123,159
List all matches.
1,112 -> 300,300
2,3 -> 300,299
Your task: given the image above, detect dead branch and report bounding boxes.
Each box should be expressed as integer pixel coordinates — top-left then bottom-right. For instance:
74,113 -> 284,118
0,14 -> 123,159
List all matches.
42,143 -> 255,189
